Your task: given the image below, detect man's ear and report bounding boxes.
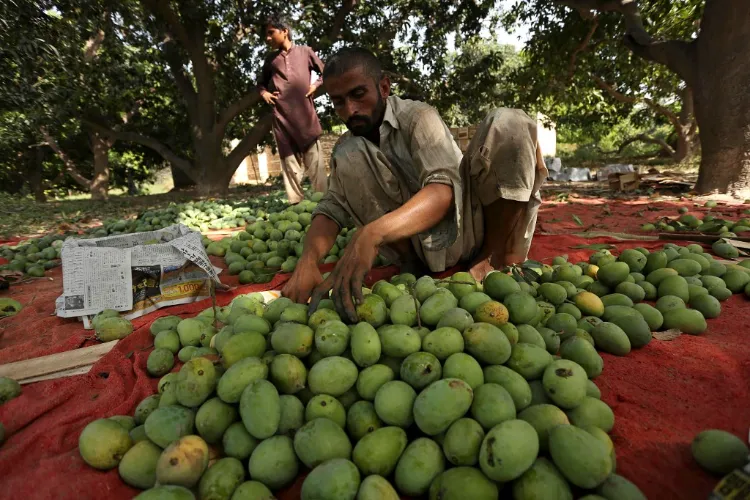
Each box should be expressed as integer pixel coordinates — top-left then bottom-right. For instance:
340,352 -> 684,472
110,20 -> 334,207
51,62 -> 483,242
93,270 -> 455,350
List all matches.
379,75 -> 391,99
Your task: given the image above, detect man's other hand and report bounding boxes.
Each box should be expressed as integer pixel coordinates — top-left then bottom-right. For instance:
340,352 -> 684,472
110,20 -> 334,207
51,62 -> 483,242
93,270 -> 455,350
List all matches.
262,90 -> 280,105
281,259 -> 324,304
309,228 -> 380,323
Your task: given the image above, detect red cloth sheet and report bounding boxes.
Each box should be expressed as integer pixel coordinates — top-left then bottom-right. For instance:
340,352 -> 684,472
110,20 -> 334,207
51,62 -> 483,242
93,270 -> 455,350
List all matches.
1,204 -> 748,499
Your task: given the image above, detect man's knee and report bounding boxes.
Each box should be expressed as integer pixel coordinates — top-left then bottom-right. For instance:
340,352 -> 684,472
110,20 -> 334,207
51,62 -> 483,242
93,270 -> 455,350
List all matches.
478,108 -> 537,149
468,108 -> 539,206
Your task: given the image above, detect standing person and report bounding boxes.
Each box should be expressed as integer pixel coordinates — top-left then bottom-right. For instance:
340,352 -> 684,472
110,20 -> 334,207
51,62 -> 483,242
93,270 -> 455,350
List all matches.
257,14 -> 328,204
282,47 -> 548,322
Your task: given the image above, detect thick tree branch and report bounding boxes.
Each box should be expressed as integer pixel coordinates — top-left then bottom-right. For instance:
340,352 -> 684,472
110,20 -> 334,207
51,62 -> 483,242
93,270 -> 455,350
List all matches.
329,0 -> 358,43
310,0 -> 359,51
39,127 -> 91,187
141,0 -> 215,121
590,74 -> 682,132
85,121 -> 195,176
617,134 -> 675,156
623,37 -> 695,84
554,0 -> 697,83
567,17 -> 599,81
226,114 -> 274,170
83,9 -> 109,62
163,41 -> 198,121
216,92 -> 262,134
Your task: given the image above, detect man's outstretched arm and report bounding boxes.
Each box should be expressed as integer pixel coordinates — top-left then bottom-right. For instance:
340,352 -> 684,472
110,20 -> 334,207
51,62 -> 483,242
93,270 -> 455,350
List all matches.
310,183 -> 454,322
281,214 -> 339,304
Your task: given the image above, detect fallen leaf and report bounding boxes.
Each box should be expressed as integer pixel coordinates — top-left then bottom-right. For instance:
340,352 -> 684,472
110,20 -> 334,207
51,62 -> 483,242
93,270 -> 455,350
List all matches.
572,215 -> 584,226
652,329 -> 681,341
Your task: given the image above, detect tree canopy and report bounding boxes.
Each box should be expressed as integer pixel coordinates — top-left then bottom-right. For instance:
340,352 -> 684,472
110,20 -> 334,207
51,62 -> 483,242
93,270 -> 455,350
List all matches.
507,0 -> 750,195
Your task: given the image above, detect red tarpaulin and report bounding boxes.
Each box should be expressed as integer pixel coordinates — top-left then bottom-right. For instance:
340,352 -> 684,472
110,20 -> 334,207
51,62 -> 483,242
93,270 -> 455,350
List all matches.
1,198 -> 748,499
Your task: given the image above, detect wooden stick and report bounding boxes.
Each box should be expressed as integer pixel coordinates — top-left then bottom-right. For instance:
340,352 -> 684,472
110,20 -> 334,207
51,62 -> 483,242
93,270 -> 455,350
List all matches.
19,365 -> 93,385
0,341 -> 117,384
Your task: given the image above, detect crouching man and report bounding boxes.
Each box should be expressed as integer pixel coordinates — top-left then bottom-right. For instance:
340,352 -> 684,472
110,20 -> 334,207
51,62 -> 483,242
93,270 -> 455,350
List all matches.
283,47 -> 547,322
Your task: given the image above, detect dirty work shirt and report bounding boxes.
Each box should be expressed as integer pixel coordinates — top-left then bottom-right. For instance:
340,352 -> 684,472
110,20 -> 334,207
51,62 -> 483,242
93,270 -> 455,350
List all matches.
257,44 -> 324,158
313,96 -> 547,272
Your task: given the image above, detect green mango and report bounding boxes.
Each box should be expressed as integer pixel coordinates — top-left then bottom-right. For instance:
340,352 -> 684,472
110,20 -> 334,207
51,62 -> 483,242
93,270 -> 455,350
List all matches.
352,426 -> 407,476
293,417 -> 352,468
479,419 -> 539,482
394,438 -> 445,496
239,379 -> 280,439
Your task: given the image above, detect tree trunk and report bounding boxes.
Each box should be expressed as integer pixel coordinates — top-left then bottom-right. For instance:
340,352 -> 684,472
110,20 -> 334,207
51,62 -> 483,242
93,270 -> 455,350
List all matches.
194,146 -> 234,196
189,133 -> 238,195
89,131 -> 112,200
29,147 -> 47,203
171,166 -> 196,190
692,0 -> 750,196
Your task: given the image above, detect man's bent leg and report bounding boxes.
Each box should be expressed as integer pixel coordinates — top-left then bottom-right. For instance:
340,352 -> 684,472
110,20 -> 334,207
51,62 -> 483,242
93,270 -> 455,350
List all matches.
280,153 -> 306,204
302,140 -> 328,194
465,108 -> 547,275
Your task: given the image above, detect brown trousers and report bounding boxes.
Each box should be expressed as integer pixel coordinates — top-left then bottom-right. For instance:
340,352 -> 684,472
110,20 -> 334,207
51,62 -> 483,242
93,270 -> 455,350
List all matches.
279,139 -> 328,204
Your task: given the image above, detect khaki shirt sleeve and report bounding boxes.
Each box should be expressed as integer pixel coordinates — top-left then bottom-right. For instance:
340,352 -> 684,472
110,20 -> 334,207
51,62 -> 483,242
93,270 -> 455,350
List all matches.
409,108 -> 463,251
310,138 -> 353,229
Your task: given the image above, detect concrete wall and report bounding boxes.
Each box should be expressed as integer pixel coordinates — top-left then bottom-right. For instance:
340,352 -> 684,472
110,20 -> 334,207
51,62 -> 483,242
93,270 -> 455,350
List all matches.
230,115 -> 556,185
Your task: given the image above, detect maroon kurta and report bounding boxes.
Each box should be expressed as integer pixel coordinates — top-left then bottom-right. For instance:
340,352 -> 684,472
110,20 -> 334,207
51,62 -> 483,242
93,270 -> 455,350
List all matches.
258,44 -> 324,158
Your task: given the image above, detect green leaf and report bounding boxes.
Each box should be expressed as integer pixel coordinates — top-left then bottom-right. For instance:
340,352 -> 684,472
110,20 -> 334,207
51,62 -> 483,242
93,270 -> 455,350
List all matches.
572,215 -> 584,226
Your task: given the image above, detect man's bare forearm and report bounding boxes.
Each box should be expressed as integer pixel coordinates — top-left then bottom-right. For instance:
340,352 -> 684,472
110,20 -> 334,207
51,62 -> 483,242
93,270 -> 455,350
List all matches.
300,215 -> 340,265
365,183 -> 454,246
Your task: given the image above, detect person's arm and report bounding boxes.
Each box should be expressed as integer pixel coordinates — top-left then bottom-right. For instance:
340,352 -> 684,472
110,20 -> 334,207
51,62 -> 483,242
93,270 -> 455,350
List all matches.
306,47 -> 325,97
309,183 -> 453,322
257,55 -> 278,105
361,183 -> 453,247
281,215 -> 338,304
300,215 -> 339,265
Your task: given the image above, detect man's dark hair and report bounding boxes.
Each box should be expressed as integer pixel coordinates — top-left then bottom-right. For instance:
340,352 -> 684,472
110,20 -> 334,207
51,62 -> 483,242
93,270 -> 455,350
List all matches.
323,47 -> 382,85
264,13 -> 293,40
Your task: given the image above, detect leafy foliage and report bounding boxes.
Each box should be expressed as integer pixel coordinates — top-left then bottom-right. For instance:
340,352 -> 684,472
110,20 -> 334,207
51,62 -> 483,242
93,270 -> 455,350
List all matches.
505,0 -> 703,148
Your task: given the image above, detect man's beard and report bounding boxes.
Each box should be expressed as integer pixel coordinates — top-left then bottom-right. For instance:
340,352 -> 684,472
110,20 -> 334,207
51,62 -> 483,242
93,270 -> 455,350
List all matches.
346,95 -> 386,137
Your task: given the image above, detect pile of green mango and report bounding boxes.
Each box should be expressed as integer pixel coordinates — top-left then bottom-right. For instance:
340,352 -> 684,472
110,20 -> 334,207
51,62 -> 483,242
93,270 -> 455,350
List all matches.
641,202 -> 750,236
0,234 -> 64,277
203,193 -> 388,285
91,189 -> 297,238
76,238 -> 746,499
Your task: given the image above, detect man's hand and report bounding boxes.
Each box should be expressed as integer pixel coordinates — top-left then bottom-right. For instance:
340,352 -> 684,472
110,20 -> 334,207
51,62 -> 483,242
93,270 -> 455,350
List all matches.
309,227 -> 380,323
262,90 -> 280,105
305,84 -> 317,98
281,258 -> 324,304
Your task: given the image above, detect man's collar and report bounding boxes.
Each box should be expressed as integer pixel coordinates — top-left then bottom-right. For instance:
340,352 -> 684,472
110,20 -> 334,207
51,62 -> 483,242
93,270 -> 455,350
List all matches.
382,96 -> 399,130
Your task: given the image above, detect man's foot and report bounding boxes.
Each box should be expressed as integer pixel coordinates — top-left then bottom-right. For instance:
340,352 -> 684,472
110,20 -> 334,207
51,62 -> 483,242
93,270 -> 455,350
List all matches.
469,256 -> 495,282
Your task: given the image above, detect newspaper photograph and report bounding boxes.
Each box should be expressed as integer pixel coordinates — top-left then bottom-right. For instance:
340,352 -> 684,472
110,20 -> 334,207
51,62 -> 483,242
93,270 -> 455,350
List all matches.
55,224 -> 222,326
